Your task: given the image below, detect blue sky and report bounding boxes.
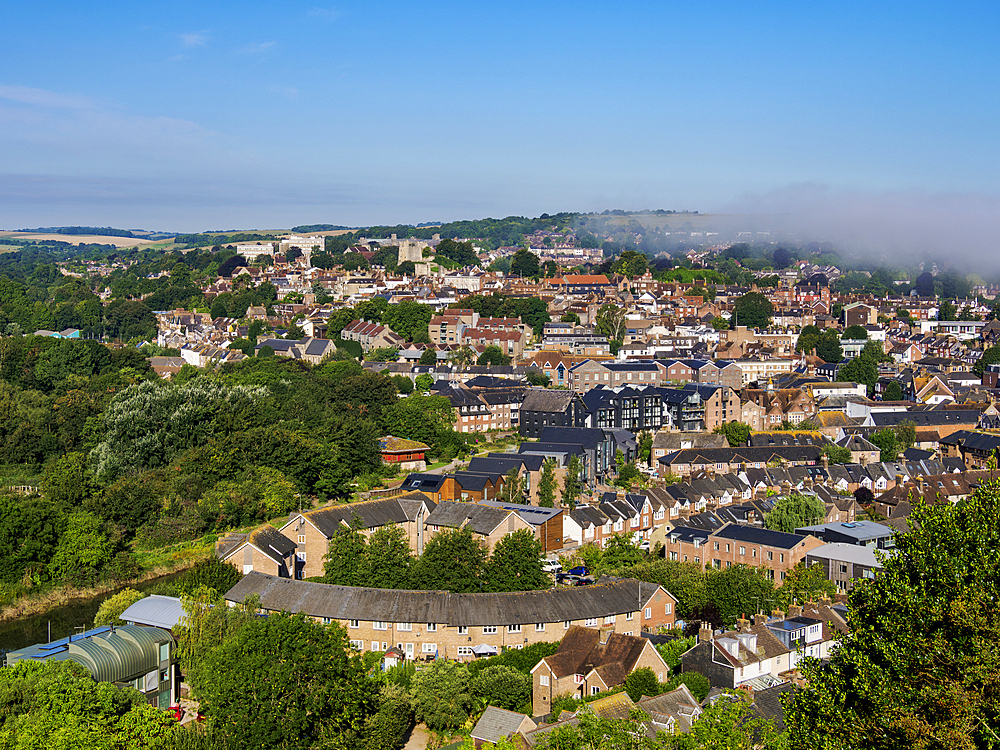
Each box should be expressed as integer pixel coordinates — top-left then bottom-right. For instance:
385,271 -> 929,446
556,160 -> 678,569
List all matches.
1,0 -> 998,235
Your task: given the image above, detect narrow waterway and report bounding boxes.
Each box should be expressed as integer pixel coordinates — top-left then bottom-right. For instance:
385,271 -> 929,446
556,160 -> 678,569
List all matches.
0,571 -> 187,655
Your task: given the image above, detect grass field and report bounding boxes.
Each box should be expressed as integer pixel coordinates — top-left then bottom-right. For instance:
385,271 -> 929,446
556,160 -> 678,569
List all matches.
0,231 -> 164,248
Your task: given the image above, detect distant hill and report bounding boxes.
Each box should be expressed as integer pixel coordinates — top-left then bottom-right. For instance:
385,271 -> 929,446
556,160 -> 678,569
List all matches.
20,226 -> 137,238
291,224 -> 355,233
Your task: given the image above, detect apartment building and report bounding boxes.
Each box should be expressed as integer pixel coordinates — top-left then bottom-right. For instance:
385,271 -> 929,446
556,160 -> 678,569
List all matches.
665,523 -> 824,580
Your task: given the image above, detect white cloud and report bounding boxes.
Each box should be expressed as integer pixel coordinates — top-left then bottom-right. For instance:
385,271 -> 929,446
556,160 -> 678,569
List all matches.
179,31 -> 209,47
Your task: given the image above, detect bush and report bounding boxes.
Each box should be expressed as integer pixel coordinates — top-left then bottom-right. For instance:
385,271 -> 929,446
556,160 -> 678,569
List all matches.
177,557 -> 243,596
664,671 -> 711,701
469,664 -> 532,710
624,667 -> 660,701
94,588 -> 146,626
134,507 -> 205,549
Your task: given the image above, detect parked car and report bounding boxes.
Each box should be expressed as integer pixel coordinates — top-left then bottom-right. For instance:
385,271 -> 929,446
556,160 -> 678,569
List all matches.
638,540 -> 650,552
567,565 -> 588,576
541,559 -> 562,574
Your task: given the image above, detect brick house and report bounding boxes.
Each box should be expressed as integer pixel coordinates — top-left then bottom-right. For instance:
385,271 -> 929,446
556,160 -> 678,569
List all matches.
226,573 -> 676,663
423,501 -> 534,552
530,626 -> 671,715
680,621 -> 791,690
216,526 -> 297,578
277,492 -> 436,578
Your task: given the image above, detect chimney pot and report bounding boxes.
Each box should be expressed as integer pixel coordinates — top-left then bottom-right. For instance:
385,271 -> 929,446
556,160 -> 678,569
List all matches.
789,605 -> 803,618
753,613 -> 768,626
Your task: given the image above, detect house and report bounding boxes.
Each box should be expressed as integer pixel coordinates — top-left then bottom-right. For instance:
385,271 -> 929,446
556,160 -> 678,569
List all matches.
793,521 -> 895,549
470,706 -> 535,748
216,525 -> 297,578
479,499 -> 564,553
339,319 -> 406,352
530,625 -> 671,715
652,432 -> 728,462
6,625 -> 179,709
805,543 -> 884,592
519,389 -> 589,439
680,620 -> 790,690
225,573 -> 677,663
635,684 -> 703,734
379,435 -> 429,471
423,500 -> 534,552
278,492 -> 437,578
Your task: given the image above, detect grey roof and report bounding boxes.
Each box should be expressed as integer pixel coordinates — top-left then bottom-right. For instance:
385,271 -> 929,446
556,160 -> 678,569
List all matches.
794,521 -> 894,541
479,499 -> 562,525
489,452 -> 545,471
119,595 -> 186,630
424,501 -> 510,534
225,572 -> 668,627
298,492 -> 433,537
520,388 -> 578,414
712,523 -> 808,549
806,542 -> 885,567
471,706 -> 533,743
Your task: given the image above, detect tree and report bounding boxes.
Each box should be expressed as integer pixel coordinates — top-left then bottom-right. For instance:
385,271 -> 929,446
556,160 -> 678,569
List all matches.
526,370 -> 551,387
562,454 -> 582,509
367,347 -> 399,362
94,588 -> 146,626
883,380 -> 904,401
477,344 -> 511,367
364,683 -> 413,750
895,419 -> 917,453
178,557 -> 243,596
485,529 -> 548,592
363,525 -> 413,590
448,345 -> 476,370
42,450 -> 93,507
838,355 -> 878,396
624,667 -> 659,702
777,562 -> 837,608
47,511 -> 114,586
785,481 -> 1000,750
764,492 -> 826,533
414,373 -> 434,391
499,469 -> 525,503
974,343 -> 1000,378
821,444 -> 853,464
938,300 -> 957,321
469,664 -> 532,710
418,348 -> 437,366
672,693 -> 785,750
603,533 -> 644,570
914,271 -> 935,297
510,248 -> 541,277
710,316 -> 729,331
538,458 -> 557,508
713,421 -> 750,447
560,312 -> 581,324
201,613 -> 378,750
323,524 -> 368,586
842,324 -> 868,340
410,660 -> 473,732
733,292 -> 773,329
703,565 -> 776,628
410,527 -> 487,593
594,303 -> 627,344
869,427 -> 899,462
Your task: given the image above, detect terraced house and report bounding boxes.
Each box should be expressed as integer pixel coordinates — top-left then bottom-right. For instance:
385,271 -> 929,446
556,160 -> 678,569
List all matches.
225,573 -> 677,662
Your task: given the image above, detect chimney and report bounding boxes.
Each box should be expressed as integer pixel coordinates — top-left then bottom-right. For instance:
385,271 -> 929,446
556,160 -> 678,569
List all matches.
788,605 -> 803,618
821,453 -> 829,469
772,609 -> 784,619
860,452 -> 868,466
599,625 -> 613,645
736,617 -> 751,631
918,477 -> 927,494
698,622 -> 713,644
754,613 -> 768,626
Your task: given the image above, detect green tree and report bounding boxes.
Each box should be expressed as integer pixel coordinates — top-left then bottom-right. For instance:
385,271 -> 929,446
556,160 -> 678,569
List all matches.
883,380 -> 904,401
42,450 -> 94,507
411,526 -> 487,593
201,613 -> 378,750
821,444 -> 853,464
594,303 -> 627,345
777,562 -> 837,608
654,636 -> 697,672
414,373 -> 434,391
974,344 -> 1000,378
895,419 -> 917,453
526,369 -> 551,387
477,344 -> 512,367
510,248 -> 541,278
733,291 -> 773,329
713,421 -> 751,447
671,692 -> 785,750
764,492 -> 826,534
562,454 -> 582,509
785,481 -> 1000,750
937,299 -> 957,321
485,529 -> 547,592
710,316 -> 729,331
391,374 -> 414,394
418,348 -> 437,366
499,469 -> 525,503
367,347 -> 399,362
323,523 -> 369,586
47,511 -> 114,585
178,557 -> 243,596
703,565 -> 776,628
410,660 -> 473,732
624,666 -> 659,702
363,683 -> 413,750
538,458 -> 557,508
93,588 -> 146,626
842,324 -> 868,339
362,524 -> 413,590
838,355 -> 878,396
469,664 -> 532,711
602,533 -> 644,570
869,427 -> 899,462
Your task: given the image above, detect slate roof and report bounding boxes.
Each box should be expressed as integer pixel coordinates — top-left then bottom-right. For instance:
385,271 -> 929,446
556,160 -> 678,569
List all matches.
249,526 -> 296,562
538,426 -> 607,450
424,501 -> 510,534
225,572 -> 666,626
712,523 -> 809,550
870,410 -> 980,427
479,499 -> 563,525
489,452 -> 545,471
471,706 -> 533,744
659,445 -> 823,466
521,388 -> 578,414
637,684 -> 702,732
299,492 -> 433,537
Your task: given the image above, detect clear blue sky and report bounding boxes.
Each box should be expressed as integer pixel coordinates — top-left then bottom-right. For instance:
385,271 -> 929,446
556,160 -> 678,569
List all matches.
2,0 -> 998,234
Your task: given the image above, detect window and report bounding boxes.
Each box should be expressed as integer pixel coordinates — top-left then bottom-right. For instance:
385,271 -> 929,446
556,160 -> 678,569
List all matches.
665,603 -> 672,615
626,611 -> 634,621
348,619 -> 360,629
322,617 -> 332,624
780,553 -> 785,563
535,623 -> 545,632
243,564 -> 253,574
604,615 -> 616,625
373,621 -> 388,631
540,675 -> 550,686
564,621 -> 572,629
350,640 -> 363,650
457,626 -> 468,635
714,542 -> 720,550
371,641 -> 380,651
296,551 -> 306,561
839,564 -> 848,573
427,623 -> 437,632
422,642 -> 437,653
591,686 -> 601,696
584,617 -> 598,627
767,550 -> 773,561
483,625 -> 497,634
397,622 -> 412,632
726,544 -> 731,552
457,646 -> 473,656
739,546 -> 746,555
574,674 -> 584,684
644,607 -> 652,620
507,624 -> 522,633
159,642 -> 170,662
297,535 -> 306,544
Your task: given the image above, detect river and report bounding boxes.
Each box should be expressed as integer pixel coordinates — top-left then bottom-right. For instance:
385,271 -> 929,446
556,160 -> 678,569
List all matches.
0,571 -> 188,654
